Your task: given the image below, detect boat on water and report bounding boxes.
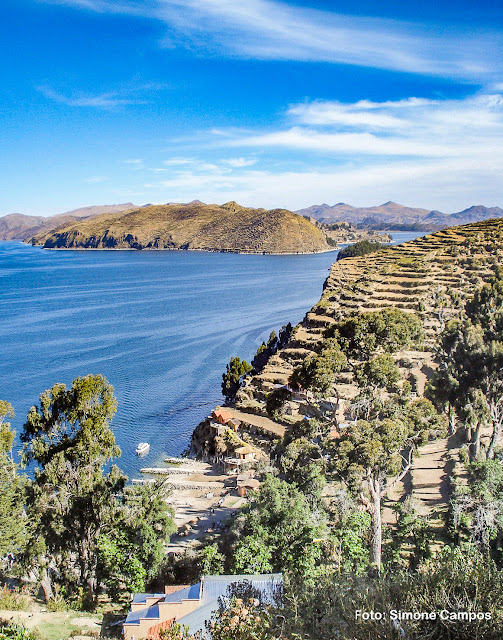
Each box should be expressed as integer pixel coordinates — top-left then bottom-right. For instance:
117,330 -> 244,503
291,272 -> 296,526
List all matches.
135,442 -> 150,456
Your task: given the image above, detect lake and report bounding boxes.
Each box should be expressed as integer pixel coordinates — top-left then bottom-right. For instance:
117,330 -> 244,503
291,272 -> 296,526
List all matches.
0,232 -> 425,477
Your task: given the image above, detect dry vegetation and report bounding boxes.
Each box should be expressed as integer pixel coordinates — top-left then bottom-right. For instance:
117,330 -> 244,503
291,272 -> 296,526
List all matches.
31,201 -> 330,254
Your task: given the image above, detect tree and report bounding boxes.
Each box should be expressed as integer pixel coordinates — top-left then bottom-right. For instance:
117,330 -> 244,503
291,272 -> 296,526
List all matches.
335,308 -> 423,359
280,437 -> 326,500
328,418 -> 410,569
199,543 -> 225,576
207,597 -> 279,640
96,532 -> 146,601
450,459 -> 503,556
229,475 -> 325,579
336,239 -> 383,262
222,357 -> 253,403
290,339 -> 347,398
21,375 -> 126,597
433,304 -> 503,460
0,401 -> 27,562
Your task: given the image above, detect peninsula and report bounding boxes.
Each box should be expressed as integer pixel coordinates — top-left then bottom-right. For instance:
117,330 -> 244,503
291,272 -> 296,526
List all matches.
30,201 -> 330,254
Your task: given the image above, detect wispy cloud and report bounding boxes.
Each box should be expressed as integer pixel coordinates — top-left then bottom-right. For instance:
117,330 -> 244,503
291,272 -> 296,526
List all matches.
41,0 -> 502,80
142,91 -> 503,210
222,157 -> 257,167
37,85 -> 148,108
217,93 -> 503,159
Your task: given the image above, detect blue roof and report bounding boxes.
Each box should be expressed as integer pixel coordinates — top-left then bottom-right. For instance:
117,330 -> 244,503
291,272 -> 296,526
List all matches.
162,582 -> 201,603
132,592 -> 165,604
178,574 -> 283,638
177,601 -> 218,638
125,603 -> 160,625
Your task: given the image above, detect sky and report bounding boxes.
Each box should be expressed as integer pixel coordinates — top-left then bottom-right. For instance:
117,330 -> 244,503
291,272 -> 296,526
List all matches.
1,0 -> 502,216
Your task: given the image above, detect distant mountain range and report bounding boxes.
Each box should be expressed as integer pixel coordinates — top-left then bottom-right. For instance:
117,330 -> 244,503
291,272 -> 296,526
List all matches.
30,201 -> 329,254
0,203 -> 137,241
295,202 -> 503,230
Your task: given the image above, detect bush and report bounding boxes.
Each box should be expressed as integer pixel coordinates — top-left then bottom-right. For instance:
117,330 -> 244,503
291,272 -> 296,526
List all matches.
0,586 -> 30,612
337,240 -> 383,261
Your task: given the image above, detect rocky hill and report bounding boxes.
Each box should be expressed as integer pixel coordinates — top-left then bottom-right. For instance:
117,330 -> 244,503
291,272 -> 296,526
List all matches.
296,201 -> 503,231
0,203 -> 137,241
31,201 -> 330,254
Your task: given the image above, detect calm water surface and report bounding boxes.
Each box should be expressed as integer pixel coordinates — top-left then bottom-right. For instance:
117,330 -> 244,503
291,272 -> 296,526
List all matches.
0,232 -> 424,477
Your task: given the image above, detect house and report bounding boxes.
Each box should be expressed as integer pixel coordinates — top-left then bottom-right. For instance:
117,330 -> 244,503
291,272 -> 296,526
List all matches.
236,475 -> 261,497
234,445 -> 255,461
227,418 -> 241,432
212,407 -> 233,425
123,574 -> 283,640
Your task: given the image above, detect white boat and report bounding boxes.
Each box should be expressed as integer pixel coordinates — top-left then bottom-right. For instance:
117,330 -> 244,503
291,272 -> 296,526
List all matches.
135,442 -> 150,456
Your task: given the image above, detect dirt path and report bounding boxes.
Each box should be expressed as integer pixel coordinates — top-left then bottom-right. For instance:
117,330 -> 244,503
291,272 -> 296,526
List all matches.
228,408 -> 285,437
411,439 -> 449,526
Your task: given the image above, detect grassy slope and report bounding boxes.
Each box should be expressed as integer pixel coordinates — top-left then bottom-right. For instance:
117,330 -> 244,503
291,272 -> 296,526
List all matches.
31,201 -> 330,254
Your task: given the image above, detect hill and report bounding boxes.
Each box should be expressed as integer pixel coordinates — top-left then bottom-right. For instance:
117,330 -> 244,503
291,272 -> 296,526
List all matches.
296,201 -> 503,230
216,218 -> 503,526
30,201 -> 330,254
0,203 -> 137,241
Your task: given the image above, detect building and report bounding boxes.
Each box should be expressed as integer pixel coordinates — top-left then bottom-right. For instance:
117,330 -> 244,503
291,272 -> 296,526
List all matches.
123,574 -> 282,639
234,445 -> 255,461
236,475 -> 261,497
212,407 -> 233,425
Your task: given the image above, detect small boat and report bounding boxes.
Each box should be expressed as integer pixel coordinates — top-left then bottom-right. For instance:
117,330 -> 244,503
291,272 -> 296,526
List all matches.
135,442 -> 150,456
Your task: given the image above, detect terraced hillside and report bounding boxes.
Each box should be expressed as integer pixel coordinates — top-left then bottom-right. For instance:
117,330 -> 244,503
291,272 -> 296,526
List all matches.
238,220 -> 501,401
231,219 -> 503,523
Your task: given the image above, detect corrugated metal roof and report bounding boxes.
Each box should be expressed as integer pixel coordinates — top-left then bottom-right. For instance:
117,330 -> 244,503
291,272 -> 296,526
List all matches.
201,574 -> 282,606
179,574 -> 282,637
177,601 -> 216,638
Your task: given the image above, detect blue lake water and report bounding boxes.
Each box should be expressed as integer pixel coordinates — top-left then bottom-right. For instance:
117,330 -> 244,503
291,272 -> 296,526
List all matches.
0,232 -> 425,477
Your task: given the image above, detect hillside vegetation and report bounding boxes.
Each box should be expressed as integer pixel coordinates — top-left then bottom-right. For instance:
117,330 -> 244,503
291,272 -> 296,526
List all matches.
31,201 -> 330,254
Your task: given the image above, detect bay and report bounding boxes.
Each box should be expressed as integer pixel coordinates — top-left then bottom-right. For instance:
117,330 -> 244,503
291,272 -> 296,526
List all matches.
0,231 -> 424,477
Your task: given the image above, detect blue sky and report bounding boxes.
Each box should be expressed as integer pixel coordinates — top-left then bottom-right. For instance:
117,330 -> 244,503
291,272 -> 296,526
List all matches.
1,0 -> 502,215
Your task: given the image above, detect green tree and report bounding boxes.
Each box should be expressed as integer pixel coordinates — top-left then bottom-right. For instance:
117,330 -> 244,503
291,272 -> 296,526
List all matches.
229,475 -> 325,579
280,437 -> 326,500
21,375 -> 126,597
335,308 -> 423,359
336,239 -> 383,262
0,402 -> 27,562
222,357 -> 253,403
290,339 -> 347,398
96,532 -> 146,600
199,543 -> 225,576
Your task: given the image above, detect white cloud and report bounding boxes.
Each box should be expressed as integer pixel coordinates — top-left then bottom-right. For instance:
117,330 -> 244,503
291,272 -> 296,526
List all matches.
37,85 -> 148,108
217,93 -> 503,159
41,0 -> 503,80
222,157 -> 257,167
162,157 -> 196,165
143,91 -> 503,211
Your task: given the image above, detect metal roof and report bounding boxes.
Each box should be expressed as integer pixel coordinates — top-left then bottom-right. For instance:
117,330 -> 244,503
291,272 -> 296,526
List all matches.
162,582 -> 201,603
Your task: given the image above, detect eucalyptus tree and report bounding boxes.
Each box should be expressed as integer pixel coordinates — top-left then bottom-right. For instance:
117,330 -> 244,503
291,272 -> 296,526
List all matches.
21,375 -> 126,596
432,273 -> 503,460
0,401 -> 28,562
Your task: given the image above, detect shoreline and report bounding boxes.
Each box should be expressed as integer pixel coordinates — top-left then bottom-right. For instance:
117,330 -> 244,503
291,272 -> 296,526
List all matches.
24,241 -> 339,256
